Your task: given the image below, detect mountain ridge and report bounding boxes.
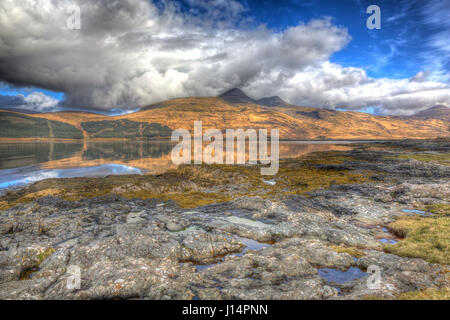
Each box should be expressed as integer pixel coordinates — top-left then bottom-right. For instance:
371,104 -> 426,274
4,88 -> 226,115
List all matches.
256,96 -> 290,107
412,105 -> 450,121
1,91 -> 449,140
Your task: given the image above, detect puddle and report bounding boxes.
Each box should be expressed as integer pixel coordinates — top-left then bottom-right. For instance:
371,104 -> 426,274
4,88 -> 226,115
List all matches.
232,236 -> 272,257
401,209 -> 431,216
0,164 -> 142,190
262,179 -> 277,186
195,264 -> 214,272
379,227 -> 400,244
378,238 -> 398,244
318,267 -> 367,284
192,236 -> 273,272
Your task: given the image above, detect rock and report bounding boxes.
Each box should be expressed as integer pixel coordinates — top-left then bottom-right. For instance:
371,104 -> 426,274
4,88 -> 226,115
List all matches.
0,141 -> 448,299
165,222 -> 183,232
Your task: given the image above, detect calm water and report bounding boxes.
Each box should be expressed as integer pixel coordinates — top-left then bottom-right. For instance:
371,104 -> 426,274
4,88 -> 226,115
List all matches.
0,140 -> 361,189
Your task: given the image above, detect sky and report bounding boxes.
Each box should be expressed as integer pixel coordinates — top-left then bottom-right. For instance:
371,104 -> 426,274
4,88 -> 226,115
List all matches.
0,0 -> 449,115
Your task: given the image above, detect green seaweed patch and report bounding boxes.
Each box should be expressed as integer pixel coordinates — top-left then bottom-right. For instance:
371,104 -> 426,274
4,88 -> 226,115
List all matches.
328,244 -> 366,258
386,153 -> 450,165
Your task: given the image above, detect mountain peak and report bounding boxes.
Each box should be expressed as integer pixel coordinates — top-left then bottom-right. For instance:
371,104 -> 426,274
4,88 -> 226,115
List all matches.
413,105 -> 450,120
219,88 -> 256,104
257,96 -> 289,107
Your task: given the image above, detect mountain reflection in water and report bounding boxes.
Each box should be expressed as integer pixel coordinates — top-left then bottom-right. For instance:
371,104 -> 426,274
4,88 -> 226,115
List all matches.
0,140 -> 356,189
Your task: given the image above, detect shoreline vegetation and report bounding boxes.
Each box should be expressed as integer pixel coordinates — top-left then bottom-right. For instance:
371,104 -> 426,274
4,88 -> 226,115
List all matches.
0,139 -> 448,299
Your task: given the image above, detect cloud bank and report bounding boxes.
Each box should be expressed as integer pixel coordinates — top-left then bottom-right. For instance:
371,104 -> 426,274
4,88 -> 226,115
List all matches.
0,0 -> 449,115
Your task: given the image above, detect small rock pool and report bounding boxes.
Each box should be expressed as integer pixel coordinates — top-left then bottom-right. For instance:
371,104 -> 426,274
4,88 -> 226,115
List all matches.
318,267 -> 367,284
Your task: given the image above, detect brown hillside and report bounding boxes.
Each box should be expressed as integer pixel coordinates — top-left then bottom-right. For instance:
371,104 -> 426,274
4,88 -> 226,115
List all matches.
23,97 -> 449,140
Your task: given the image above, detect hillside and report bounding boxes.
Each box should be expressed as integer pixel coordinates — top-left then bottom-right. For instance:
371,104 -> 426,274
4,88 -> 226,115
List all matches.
0,111 -> 83,139
1,91 -> 448,140
412,105 -> 450,121
81,119 -> 171,138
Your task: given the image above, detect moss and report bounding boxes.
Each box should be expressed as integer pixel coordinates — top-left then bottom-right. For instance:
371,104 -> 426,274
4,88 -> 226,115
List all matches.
397,287 -> 450,300
37,248 -> 55,265
388,153 -> 450,165
19,268 -> 39,281
329,245 -> 365,258
384,216 -> 450,264
124,191 -> 232,209
19,248 -> 55,281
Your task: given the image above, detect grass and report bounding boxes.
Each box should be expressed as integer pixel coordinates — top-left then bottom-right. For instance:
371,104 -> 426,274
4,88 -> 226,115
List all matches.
397,287 -> 450,300
421,203 -> 450,216
363,287 -> 450,300
384,216 -> 449,264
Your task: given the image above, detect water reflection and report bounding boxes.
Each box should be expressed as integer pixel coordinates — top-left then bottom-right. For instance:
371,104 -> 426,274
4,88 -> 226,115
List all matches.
0,164 -> 142,189
0,140 -> 357,189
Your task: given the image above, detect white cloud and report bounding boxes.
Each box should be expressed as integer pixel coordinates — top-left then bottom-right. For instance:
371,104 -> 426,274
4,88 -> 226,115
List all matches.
23,92 -> 60,111
410,71 -> 430,83
0,91 -> 59,112
0,0 -> 449,115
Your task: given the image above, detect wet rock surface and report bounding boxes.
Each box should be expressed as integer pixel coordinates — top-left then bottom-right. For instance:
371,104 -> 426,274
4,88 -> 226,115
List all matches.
0,140 -> 449,299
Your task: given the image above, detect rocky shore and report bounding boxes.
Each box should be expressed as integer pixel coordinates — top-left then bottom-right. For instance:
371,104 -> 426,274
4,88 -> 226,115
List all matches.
0,140 -> 449,299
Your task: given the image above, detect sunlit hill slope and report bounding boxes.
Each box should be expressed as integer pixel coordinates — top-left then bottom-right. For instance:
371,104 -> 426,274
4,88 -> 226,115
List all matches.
1,88 -> 449,140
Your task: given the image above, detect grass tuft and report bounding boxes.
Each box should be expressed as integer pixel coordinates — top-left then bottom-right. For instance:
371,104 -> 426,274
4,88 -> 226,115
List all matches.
384,216 -> 449,264
397,287 -> 450,300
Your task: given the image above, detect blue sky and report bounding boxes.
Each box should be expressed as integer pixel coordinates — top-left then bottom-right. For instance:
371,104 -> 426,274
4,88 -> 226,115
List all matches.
0,86 -> 64,100
0,0 -> 449,115
174,0 -> 448,79
250,0 -> 448,80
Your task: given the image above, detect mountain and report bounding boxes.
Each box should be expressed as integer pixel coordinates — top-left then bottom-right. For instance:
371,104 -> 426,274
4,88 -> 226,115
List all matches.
412,105 -> 450,121
257,96 -> 290,107
219,88 -> 256,104
1,90 -> 449,140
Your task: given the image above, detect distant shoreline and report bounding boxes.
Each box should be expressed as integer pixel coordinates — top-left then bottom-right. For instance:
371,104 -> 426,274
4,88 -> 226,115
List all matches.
0,137 -> 445,144
0,137 -> 175,143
